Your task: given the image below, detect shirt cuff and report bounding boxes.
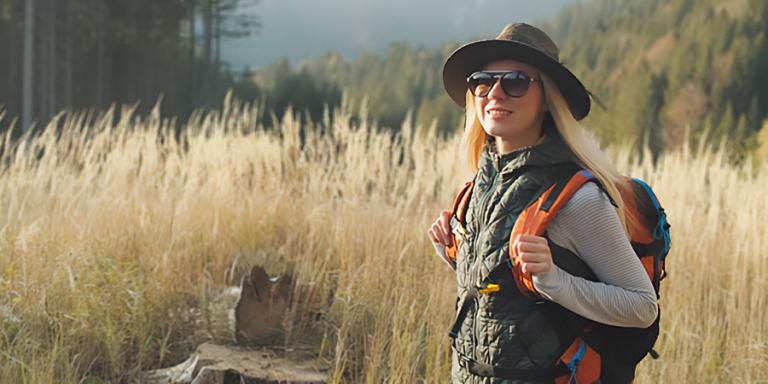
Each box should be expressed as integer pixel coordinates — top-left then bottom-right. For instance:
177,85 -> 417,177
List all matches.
532,263 -> 566,301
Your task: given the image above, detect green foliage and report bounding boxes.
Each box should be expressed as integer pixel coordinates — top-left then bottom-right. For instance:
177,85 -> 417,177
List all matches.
249,0 -> 766,158
755,119 -> 768,162
5,0 -> 765,157
542,0 -> 767,157
256,59 -> 341,126
250,43 -> 464,136
0,0 -> 261,138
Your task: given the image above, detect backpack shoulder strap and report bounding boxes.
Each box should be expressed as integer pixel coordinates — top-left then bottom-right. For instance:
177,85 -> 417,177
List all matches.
445,180 -> 474,263
508,168 -> 596,297
451,180 -> 474,224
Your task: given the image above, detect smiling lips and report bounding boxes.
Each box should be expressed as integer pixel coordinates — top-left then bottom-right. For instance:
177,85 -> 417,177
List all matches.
486,107 -> 512,118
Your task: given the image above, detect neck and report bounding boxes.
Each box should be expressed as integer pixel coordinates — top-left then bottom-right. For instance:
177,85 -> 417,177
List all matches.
494,120 -> 545,155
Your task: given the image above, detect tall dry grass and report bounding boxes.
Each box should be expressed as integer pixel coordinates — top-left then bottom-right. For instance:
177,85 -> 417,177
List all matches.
0,96 -> 766,383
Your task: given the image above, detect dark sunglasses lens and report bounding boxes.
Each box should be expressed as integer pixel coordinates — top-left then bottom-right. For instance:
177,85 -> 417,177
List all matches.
468,73 -> 495,96
500,73 -> 530,97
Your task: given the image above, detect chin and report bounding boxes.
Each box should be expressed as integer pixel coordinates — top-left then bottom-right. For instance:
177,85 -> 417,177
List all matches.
483,121 -> 513,138
483,117 -> 533,138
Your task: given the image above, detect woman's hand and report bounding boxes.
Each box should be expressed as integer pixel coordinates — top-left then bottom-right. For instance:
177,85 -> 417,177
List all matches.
428,210 -> 453,247
512,234 -> 552,275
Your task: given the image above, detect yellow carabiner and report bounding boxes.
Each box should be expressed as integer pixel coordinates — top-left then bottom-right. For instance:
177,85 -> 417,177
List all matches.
478,283 -> 500,295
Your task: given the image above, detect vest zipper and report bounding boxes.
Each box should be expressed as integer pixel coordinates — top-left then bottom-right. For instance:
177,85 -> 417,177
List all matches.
468,169 -> 500,360
472,170 -> 499,285
466,164 -> 526,364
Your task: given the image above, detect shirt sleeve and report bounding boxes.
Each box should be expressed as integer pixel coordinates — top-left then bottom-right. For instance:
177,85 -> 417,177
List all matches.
531,182 -> 659,328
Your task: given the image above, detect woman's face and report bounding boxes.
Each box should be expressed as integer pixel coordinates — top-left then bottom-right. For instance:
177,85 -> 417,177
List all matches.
472,59 -> 548,145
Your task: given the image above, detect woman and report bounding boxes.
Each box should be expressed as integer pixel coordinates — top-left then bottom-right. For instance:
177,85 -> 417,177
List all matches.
427,23 -> 658,383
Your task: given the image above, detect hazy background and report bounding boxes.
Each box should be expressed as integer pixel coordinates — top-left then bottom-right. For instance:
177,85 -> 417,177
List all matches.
1,0 -> 767,159
222,0 -> 583,70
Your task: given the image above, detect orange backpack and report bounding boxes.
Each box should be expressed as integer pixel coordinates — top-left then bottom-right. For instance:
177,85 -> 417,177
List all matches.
445,166 -> 671,383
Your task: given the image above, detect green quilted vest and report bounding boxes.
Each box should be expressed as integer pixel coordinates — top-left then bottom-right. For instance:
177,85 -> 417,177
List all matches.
451,118 -> 593,384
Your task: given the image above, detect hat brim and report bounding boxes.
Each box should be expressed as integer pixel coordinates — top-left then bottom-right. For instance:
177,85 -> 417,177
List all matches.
442,39 -> 591,120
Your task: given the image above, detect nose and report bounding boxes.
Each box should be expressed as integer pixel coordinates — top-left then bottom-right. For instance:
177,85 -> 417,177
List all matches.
487,77 -> 507,99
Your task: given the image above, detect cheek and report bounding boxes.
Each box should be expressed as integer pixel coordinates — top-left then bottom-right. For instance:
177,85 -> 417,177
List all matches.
521,95 -> 545,118
531,91 -> 546,113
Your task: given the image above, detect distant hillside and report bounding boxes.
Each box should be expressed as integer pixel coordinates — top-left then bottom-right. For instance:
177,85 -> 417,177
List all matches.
543,0 -> 768,155
247,0 -> 768,158
245,42 -> 463,135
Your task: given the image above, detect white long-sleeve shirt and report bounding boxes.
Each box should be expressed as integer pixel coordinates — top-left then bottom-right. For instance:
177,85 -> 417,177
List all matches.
534,181 -> 658,328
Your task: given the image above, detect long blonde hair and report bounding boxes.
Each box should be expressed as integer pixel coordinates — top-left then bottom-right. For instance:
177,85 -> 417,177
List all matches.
460,71 -> 632,236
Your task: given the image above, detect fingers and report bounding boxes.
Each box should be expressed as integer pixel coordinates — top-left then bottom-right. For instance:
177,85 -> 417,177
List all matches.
521,261 -> 548,275
429,225 -> 446,246
512,234 -> 548,253
512,234 -> 548,247
427,211 -> 453,247
440,210 -> 452,236
427,227 -> 438,243
513,240 -> 548,259
512,234 -> 552,275
428,220 -> 452,247
440,210 -> 453,247
519,251 -> 548,263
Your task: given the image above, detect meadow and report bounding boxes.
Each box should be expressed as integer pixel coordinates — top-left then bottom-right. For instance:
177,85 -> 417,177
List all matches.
0,96 -> 766,383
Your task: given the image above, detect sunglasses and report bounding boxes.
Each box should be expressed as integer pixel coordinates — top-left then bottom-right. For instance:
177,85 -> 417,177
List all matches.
467,70 -> 538,98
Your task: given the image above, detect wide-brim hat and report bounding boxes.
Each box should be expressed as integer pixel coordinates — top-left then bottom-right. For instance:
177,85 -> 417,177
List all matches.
442,23 -> 591,120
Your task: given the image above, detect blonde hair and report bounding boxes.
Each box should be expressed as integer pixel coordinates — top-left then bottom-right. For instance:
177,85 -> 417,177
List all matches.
460,71 -> 632,236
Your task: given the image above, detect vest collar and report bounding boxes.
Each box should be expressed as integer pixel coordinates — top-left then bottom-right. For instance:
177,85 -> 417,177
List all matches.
480,115 -> 578,175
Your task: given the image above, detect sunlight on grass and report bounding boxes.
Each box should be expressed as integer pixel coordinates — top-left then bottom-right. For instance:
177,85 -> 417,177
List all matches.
0,96 -> 766,382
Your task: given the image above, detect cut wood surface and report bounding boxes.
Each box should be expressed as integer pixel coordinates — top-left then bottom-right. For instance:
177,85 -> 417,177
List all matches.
142,342 -> 328,384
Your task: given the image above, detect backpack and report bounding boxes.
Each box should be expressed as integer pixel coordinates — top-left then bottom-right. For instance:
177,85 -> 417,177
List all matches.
444,164 -> 671,383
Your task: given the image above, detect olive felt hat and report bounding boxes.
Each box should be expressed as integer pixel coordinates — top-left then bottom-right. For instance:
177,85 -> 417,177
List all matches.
442,23 -> 591,120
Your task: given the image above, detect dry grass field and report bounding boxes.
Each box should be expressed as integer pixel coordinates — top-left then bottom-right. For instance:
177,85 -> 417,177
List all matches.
0,97 -> 766,383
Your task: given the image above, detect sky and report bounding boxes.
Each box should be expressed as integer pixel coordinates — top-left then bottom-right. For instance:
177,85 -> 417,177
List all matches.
221,0 -> 584,72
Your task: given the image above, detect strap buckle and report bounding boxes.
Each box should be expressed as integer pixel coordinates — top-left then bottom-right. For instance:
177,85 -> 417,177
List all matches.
565,339 -> 586,383
450,216 -> 467,244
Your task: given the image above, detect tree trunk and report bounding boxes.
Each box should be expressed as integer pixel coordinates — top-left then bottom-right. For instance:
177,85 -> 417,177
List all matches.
7,4 -> 19,116
214,0 -> 220,73
190,1 -> 197,58
48,0 -> 56,118
204,0 -> 212,65
190,1 -> 197,105
37,0 -> 48,124
64,0 -> 73,110
22,0 -> 35,133
203,0 -> 213,104
214,0 -> 221,99
96,0 -> 106,108
130,9 -> 138,104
